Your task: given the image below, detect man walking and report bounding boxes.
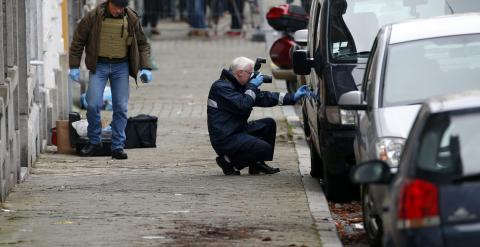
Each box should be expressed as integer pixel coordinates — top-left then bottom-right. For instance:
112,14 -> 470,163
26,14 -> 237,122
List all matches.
207,57 -> 309,175
69,0 -> 153,159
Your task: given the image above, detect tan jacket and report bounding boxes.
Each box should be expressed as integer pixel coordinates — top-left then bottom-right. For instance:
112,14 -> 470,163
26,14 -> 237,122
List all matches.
69,3 -> 152,79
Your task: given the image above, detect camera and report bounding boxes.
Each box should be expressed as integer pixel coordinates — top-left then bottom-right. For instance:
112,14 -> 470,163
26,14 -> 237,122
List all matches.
252,58 -> 272,83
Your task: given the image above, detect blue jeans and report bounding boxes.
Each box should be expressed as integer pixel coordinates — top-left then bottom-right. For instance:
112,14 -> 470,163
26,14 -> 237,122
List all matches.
187,0 -> 206,29
87,61 -> 130,151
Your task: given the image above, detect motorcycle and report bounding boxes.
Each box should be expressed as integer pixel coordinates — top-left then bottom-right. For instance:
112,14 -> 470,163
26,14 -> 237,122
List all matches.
266,4 -> 309,93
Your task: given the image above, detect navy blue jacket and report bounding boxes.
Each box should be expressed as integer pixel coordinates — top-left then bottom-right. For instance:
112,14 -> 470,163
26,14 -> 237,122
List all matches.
207,69 -> 296,155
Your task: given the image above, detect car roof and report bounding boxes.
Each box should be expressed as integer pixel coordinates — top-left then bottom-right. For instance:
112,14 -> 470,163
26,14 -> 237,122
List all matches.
389,13 -> 480,44
426,91 -> 480,114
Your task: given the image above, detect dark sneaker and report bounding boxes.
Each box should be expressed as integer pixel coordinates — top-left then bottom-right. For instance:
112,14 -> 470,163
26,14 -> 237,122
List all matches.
248,161 -> 280,175
79,142 -> 103,157
112,149 -> 128,160
215,156 -> 240,176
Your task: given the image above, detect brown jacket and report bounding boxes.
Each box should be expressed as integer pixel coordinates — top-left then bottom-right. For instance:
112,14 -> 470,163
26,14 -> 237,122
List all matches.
69,2 -> 152,79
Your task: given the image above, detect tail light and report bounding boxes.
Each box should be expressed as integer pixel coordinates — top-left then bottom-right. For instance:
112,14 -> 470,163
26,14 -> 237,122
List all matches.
397,178 -> 440,229
270,36 -> 295,69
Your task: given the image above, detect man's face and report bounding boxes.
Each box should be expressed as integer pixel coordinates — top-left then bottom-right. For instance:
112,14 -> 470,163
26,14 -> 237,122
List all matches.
234,64 -> 253,86
108,2 -> 125,17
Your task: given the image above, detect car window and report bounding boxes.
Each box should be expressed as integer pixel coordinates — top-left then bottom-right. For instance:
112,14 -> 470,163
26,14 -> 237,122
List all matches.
448,1 -> 480,13
328,0 -> 480,62
311,2 -> 322,54
416,112 -> 480,176
382,34 -> 480,107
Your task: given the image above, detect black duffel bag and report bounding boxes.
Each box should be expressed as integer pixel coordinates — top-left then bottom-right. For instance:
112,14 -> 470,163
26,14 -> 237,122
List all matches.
125,114 -> 158,149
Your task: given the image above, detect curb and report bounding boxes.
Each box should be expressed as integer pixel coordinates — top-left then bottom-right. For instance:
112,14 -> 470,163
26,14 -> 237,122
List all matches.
276,80 -> 342,247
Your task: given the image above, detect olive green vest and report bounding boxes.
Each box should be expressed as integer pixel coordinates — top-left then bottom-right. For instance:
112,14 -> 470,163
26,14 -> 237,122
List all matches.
98,16 -> 128,59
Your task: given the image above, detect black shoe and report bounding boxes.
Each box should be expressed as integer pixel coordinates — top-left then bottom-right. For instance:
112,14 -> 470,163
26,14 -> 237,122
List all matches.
248,163 -> 260,175
79,142 -> 103,157
112,149 -> 128,160
249,161 -> 280,175
215,156 -> 240,176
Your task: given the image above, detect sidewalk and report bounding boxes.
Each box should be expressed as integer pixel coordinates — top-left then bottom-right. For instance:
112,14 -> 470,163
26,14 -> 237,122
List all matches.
0,28 -> 327,246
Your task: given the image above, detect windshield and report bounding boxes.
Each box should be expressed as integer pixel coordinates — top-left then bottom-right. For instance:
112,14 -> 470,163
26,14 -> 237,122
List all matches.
416,112 -> 480,177
382,34 -> 480,107
328,0 -> 480,61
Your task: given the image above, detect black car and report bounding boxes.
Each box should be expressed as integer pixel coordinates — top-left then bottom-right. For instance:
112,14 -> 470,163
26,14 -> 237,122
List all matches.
292,0 -> 479,202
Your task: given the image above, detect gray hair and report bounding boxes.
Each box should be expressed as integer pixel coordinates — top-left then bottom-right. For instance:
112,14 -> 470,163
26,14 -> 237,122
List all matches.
230,57 -> 254,72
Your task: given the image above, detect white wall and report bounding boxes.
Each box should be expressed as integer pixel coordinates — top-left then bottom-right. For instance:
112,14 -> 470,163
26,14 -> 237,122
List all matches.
42,0 -> 63,89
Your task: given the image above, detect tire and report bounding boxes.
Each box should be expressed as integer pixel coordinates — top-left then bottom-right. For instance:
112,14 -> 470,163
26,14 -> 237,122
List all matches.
362,186 -> 382,247
309,140 -> 323,178
302,109 -> 323,178
321,151 -> 354,203
286,79 -> 297,94
302,106 -> 310,138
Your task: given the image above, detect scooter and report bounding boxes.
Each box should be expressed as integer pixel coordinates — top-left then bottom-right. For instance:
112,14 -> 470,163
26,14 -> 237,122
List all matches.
266,4 -> 309,93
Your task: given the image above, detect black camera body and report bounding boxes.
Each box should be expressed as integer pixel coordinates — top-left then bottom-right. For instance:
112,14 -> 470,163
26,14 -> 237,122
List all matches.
252,58 -> 272,83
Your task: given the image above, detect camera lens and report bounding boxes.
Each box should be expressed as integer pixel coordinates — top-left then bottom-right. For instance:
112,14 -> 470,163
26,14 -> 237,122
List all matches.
263,75 -> 272,83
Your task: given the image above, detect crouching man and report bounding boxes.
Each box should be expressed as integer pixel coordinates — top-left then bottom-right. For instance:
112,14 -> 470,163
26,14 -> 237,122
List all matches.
207,57 -> 309,175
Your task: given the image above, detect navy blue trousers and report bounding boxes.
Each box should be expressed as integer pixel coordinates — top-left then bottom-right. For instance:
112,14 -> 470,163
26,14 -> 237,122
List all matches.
229,118 -> 276,169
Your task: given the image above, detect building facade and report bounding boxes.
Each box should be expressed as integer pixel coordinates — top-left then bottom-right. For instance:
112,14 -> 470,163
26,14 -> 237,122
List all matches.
0,0 -> 96,202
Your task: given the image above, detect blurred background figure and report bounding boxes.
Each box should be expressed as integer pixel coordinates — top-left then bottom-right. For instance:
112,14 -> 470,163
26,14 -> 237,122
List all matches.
227,0 -> 245,36
206,0 -> 225,35
178,0 -> 189,21
142,0 -> 161,35
188,0 -> 208,37
168,0 -> 179,21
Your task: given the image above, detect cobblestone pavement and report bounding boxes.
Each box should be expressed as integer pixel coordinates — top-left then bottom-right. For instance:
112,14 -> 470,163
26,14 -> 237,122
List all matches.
0,30 -> 322,246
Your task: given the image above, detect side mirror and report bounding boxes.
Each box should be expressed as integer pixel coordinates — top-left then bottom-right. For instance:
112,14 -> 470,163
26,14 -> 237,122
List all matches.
292,50 -> 313,75
338,91 -> 367,110
350,160 -> 393,185
293,29 -> 308,46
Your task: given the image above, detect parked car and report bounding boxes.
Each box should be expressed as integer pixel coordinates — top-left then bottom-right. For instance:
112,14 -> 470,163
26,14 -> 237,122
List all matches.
351,91 -> 480,247
339,13 -> 480,245
293,0 -> 480,202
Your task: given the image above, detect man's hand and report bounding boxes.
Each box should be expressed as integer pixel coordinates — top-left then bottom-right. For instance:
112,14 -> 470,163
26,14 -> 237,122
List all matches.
139,69 -> 153,83
294,85 -> 310,102
249,73 -> 264,87
69,68 -> 80,81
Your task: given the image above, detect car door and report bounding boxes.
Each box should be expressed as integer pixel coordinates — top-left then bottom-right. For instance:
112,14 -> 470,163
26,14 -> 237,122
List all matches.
305,0 -> 323,144
356,30 -> 385,163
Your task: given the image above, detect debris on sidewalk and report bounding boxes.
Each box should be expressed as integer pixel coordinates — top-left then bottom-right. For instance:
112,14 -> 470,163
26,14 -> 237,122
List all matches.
328,201 -> 368,245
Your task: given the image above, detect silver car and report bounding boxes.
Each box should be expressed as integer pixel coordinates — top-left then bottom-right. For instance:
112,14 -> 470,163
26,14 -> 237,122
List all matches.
339,13 -> 480,245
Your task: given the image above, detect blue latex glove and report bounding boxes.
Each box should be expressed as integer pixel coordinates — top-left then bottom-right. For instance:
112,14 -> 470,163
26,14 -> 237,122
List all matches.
249,73 -> 264,87
69,68 -> 80,81
294,85 -> 310,102
139,69 -> 153,83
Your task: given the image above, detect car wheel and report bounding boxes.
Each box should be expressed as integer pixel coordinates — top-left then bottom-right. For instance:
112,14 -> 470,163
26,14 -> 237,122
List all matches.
302,106 -> 310,138
286,79 -> 297,94
302,109 -> 323,178
362,186 -> 383,247
321,152 -> 353,203
309,139 -> 323,178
